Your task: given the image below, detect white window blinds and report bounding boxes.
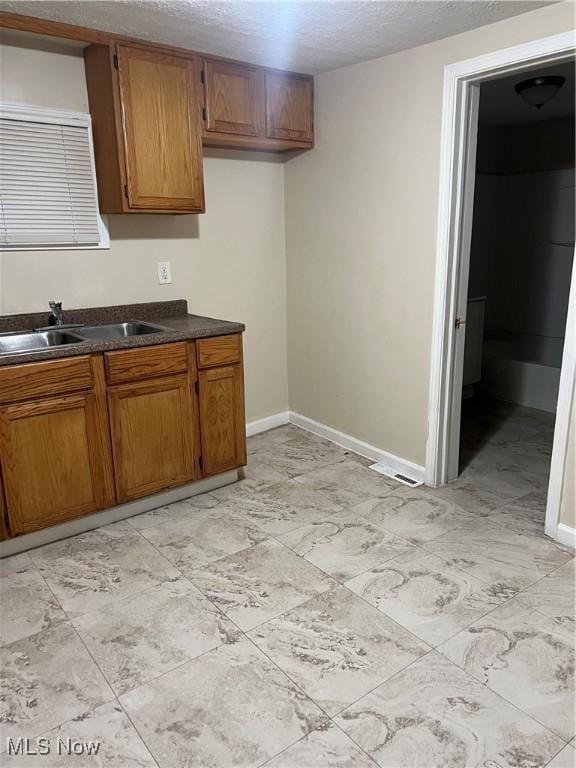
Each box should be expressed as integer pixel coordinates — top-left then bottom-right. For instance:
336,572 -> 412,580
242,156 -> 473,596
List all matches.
0,105 -> 103,249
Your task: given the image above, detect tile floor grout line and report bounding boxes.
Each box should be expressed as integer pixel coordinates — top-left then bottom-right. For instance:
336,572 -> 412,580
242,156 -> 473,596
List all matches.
270,528 -> 418,588
1,569 -> 120,747
23,524 -> 268,710
543,742 -> 575,767
238,593 -> 439,732
119,478 -> 575,743
327,646 -> 438,721
124,490 -> 222,531
116,700 -> 161,768
3,415 -> 572,764
91,631 -> 244,701
329,719 -> 381,767
437,648 -> 573,747
416,530 -> 572,596
190,551 -> 437,756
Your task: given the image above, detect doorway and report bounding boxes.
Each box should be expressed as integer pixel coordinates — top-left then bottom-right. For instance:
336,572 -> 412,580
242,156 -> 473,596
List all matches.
426,32 -> 576,545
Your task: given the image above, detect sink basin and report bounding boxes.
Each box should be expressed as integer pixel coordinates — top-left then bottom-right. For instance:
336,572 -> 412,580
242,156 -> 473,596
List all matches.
76,321 -> 167,341
0,330 -> 85,355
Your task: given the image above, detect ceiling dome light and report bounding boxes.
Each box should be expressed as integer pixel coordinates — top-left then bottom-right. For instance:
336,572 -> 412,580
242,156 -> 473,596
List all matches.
514,75 -> 566,110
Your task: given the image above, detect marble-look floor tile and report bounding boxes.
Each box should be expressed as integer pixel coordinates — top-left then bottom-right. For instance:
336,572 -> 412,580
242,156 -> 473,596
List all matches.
477,437 -> 553,473
439,598 -> 575,741
522,429 -> 556,453
0,624 -> 114,743
461,453 -> 549,499
1,565 -> 66,645
517,558 -> 575,625
294,460 -> 398,509
250,435 -> 351,478
248,586 -> 428,716
219,480 -> 344,536
346,548 -> 505,646
188,539 -> 335,630
335,651 -> 564,768
424,518 -> 572,593
487,490 -> 548,537
139,505 -> 268,571
460,402 -> 546,447
353,487 -> 473,545
425,479 -> 505,516
212,457 -> 291,497
264,722 -> 376,767
128,492 -> 220,531
74,578 -> 242,695
546,744 -> 576,767
247,425 -> 308,452
454,463 -> 529,502
120,637 -> 326,768
0,553 -> 35,575
278,510 -> 413,581
1,702 -> 156,767
29,522 -> 180,617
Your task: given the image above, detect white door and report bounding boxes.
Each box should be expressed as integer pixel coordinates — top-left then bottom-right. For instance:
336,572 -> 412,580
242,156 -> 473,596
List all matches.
447,83 -> 480,481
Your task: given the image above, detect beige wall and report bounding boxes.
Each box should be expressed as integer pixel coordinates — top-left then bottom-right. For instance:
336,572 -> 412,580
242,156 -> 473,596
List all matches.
0,37 -> 289,424
284,1 -> 575,466
560,377 -> 575,527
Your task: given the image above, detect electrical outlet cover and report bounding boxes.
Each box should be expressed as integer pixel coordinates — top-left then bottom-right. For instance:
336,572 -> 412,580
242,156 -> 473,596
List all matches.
157,261 -> 172,284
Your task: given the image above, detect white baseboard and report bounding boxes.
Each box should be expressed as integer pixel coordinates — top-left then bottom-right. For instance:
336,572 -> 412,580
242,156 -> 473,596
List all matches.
246,411 -> 290,437
288,411 -> 426,483
555,523 -> 576,549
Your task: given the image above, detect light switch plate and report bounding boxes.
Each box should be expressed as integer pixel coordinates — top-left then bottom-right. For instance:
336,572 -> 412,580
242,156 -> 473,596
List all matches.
157,261 -> 172,284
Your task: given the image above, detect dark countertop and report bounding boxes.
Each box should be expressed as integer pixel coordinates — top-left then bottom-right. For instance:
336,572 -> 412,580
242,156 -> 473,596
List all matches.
0,300 -> 245,367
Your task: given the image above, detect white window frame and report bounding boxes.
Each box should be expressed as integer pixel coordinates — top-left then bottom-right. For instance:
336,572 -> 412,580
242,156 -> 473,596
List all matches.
0,101 -> 109,251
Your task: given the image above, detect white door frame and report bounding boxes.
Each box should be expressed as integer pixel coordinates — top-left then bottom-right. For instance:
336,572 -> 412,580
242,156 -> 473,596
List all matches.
426,31 -> 576,541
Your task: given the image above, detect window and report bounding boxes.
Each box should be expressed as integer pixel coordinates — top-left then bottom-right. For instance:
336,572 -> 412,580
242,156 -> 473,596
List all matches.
0,103 -> 108,250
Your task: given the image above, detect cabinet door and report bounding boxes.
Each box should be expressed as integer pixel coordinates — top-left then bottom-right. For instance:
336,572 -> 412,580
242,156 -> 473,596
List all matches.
0,471 -> 8,540
0,393 -> 115,535
198,365 -> 246,476
265,73 -> 313,142
203,59 -> 262,137
117,45 -> 204,211
108,375 -> 196,502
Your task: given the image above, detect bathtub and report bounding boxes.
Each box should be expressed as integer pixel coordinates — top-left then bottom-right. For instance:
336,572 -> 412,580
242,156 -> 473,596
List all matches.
481,335 -> 562,412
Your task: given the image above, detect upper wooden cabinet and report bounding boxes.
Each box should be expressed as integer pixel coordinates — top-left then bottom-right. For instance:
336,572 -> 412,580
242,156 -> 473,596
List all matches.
265,73 -> 314,143
84,43 -> 205,213
202,59 -> 263,137
84,42 -> 312,210
200,59 -> 313,151
118,46 -> 204,211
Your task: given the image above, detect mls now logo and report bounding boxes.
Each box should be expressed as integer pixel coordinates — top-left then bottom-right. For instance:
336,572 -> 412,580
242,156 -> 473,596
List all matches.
7,737 -> 101,757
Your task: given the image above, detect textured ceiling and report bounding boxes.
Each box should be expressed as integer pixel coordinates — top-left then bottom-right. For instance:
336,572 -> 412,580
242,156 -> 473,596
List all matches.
0,0 -> 557,73
480,59 -> 575,124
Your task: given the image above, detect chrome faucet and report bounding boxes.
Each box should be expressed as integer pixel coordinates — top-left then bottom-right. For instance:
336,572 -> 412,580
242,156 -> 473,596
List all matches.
48,301 -> 64,326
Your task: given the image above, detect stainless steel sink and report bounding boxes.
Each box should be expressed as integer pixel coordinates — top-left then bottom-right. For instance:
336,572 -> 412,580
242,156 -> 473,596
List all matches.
76,321 -> 167,341
0,329 -> 85,355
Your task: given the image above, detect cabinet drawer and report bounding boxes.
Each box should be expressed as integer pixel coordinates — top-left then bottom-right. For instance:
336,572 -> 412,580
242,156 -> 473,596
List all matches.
197,334 -> 241,369
105,343 -> 188,384
0,356 -> 93,404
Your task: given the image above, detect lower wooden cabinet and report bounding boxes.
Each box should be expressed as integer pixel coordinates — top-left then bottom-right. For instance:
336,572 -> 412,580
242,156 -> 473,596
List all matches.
0,472 -> 8,541
108,374 -> 197,502
0,389 -> 115,535
0,333 -> 246,538
198,364 -> 247,476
